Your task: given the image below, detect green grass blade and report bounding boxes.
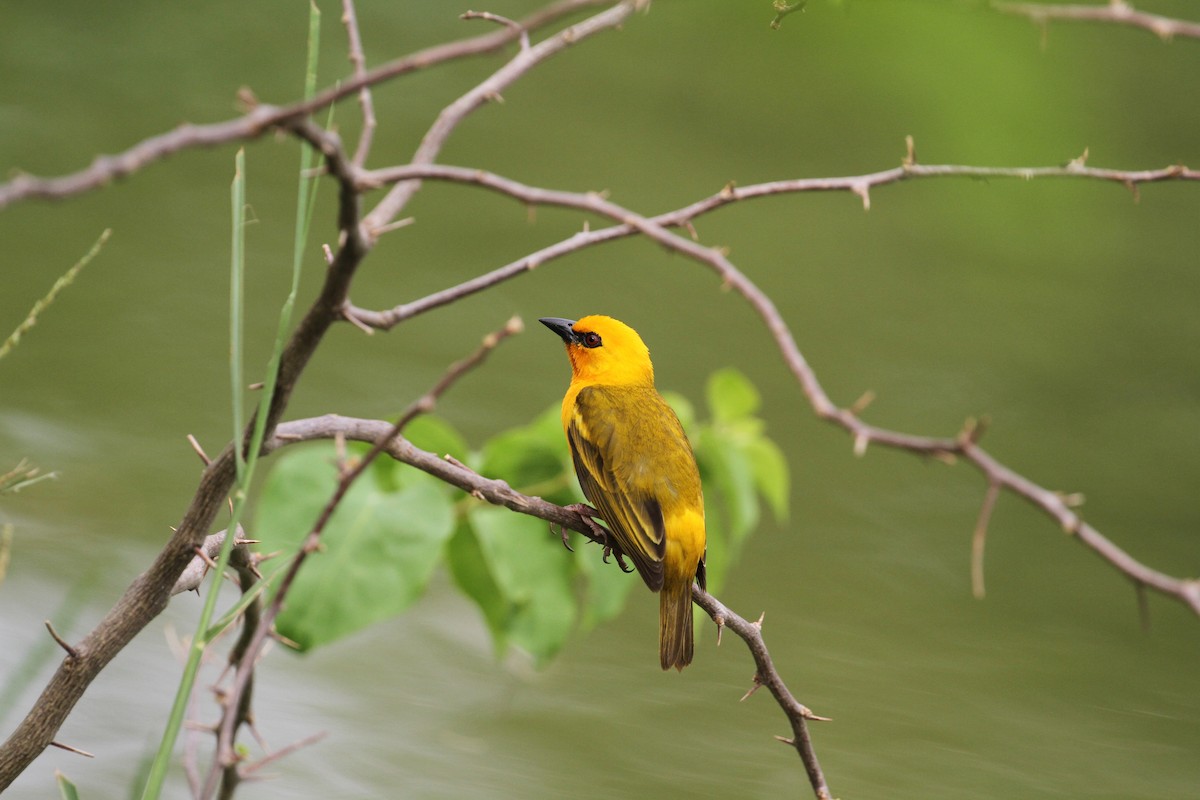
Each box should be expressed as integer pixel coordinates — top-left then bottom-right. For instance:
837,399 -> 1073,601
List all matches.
230,149 -> 248,482
56,770 -> 81,800
140,2 -> 322,790
140,148 -> 251,800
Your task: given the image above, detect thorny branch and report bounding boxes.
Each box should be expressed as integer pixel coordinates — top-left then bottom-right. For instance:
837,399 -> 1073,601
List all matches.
0,0 -> 618,211
0,2 -> 635,791
257,414 -> 836,795
203,318 -> 522,800
1,0 -> 1198,798
336,158 -> 1200,618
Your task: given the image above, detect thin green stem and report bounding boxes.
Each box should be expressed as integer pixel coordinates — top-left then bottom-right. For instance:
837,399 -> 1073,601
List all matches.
141,147 -> 251,800
230,149 -> 248,483
141,9 -> 323,794
0,229 -> 111,360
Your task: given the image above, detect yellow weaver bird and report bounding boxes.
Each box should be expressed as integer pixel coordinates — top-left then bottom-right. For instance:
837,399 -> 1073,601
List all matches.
540,315 -> 707,671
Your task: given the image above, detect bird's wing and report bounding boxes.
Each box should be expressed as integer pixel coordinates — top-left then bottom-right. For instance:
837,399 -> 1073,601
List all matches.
567,386 -> 667,591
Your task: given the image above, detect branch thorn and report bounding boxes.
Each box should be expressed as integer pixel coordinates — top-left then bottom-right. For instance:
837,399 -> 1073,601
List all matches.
741,674 -> 764,701
187,434 -> 212,466
1058,491 -> 1085,508
850,389 -> 875,415
374,216 -> 416,236
972,480 -> 1002,600
50,741 -> 94,758
45,620 -> 78,659
852,181 -> 871,210
193,545 -> 219,570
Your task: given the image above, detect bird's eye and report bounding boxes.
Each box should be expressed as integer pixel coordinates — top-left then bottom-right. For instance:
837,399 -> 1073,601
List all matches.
581,331 -> 602,348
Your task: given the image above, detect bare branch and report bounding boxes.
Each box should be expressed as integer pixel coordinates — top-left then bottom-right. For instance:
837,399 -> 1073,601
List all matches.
171,528 -> 254,596
341,0 -> 377,167
339,160 -> 1200,620
342,155 -> 1197,328
0,0 -> 614,210
0,8 -> 628,786
995,0 -> 1200,41
462,10 -> 532,51
360,1 -> 635,237
237,731 -> 329,780
693,589 -> 832,800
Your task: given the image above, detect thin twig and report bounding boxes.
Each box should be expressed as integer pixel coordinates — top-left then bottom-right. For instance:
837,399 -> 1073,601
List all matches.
341,0 -> 377,167
342,155 -> 1197,328
693,588 -> 831,800
361,1 -> 634,238
238,731 -> 329,779
770,1 -> 808,30
462,10 -> 532,51
0,0 -> 615,210
994,0 -> 1200,40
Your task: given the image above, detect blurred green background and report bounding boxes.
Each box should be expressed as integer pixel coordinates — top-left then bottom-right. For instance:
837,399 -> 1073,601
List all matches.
2,1 -> 1199,798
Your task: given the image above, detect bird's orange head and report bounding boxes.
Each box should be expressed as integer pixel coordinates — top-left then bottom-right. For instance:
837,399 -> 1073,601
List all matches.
539,315 -> 654,386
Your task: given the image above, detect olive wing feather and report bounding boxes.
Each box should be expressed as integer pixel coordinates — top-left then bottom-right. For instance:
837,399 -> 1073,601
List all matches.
567,385 -> 698,592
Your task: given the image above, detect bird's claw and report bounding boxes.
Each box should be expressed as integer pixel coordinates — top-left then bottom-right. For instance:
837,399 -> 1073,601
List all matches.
561,503 -> 634,573
602,545 -> 635,574
564,503 -> 605,542
552,522 -> 574,552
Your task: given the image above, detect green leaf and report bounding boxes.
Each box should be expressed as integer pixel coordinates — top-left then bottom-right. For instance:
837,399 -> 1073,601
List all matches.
56,770 -> 80,800
699,509 -> 731,595
707,367 -> 760,423
745,436 -> 790,520
479,405 -> 577,505
697,428 -> 760,545
574,538 -> 638,629
255,444 -> 455,650
446,520 -> 510,655
661,390 -> 697,433
469,506 -> 575,665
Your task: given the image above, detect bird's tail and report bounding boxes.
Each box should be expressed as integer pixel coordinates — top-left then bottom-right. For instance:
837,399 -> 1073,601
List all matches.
659,577 -> 694,671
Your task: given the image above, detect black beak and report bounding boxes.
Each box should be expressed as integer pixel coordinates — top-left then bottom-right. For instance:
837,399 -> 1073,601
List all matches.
539,317 -> 579,344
